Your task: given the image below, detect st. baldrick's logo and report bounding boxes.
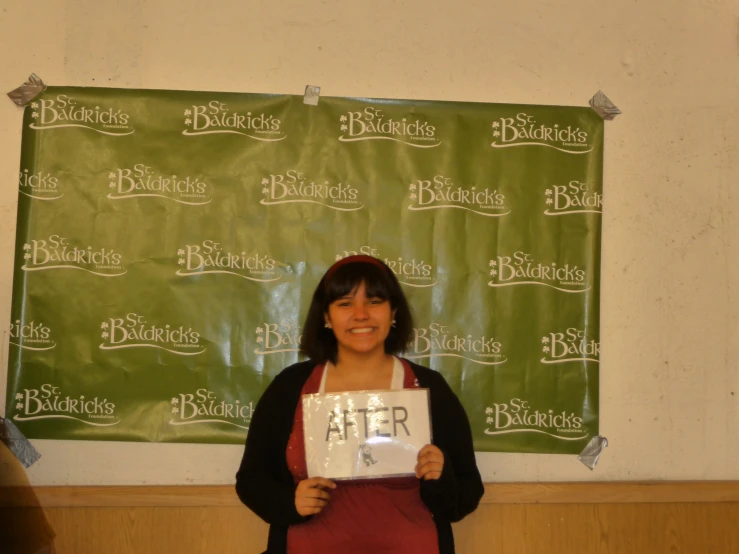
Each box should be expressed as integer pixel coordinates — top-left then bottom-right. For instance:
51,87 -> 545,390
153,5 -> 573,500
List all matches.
254,320 -> 301,355
338,107 -> 440,148
169,389 -> 253,430
29,95 -> 133,136
483,398 -> 588,441
491,112 -> 592,154
488,252 -> 589,293
12,384 -> 120,427
541,328 -> 599,364
176,240 -> 281,282
260,170 -> 363,211
99,313 -> 205,356
107,164 -> 212,205
21,235 -> 126,277
408,175 -> 509,217
19,168 -> 63,200
9,319 -> 56,351
405,322 -> 507,366
182,100 -> 285,141
544,180 -> 602,216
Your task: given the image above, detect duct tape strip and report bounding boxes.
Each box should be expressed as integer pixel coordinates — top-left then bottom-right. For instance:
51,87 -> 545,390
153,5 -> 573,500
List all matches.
7,73 -> 47,107
304,85 -> 321,106
0,416 -> 41,468
578,435 -> 608,470
589,90 -> 621,120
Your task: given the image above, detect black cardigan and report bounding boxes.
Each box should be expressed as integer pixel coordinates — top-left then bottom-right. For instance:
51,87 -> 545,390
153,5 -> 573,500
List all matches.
235,359 -> 484,553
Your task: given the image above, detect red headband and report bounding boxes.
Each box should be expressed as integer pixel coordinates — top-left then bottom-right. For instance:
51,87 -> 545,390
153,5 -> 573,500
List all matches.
325,255 -> 389,282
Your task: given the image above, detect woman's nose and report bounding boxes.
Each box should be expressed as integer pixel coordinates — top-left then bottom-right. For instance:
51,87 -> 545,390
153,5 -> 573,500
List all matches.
353,303 -> 369,319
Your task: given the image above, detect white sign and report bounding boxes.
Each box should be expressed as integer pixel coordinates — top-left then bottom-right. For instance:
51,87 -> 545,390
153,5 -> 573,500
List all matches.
302,388 -> 431,480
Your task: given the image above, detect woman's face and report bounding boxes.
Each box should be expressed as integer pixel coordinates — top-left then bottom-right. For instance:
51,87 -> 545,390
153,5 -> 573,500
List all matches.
325,281 -> 395,359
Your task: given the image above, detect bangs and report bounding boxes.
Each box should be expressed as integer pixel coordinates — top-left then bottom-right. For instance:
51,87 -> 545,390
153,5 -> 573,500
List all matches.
323,262 -> 394,306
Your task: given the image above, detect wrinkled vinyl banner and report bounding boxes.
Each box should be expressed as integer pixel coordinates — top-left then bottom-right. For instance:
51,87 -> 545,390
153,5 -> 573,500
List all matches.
5,87 -> 603,453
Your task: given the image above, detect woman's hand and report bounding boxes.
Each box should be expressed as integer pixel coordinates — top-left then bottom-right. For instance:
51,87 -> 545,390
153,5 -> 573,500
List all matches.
295,477 -> 337,516
416,444 -> 444,480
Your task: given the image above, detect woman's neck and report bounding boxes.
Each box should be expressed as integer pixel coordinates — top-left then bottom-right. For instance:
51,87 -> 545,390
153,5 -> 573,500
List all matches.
335,347 -> 392,370
326,349 -> 395,392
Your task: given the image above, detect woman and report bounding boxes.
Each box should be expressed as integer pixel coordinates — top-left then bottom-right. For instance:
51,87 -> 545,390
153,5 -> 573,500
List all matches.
236,255 -> 483,553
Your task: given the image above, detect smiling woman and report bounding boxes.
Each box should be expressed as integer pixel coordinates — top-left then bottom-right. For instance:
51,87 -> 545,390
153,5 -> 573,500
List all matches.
302,255 -> 412,372
323,281 -> 396,375
235,255 -> 483,554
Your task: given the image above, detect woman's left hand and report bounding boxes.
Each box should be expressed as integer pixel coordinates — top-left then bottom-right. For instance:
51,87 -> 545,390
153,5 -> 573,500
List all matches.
415,444 -> 444,480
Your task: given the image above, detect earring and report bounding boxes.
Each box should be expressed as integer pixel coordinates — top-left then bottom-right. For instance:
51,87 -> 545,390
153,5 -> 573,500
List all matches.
391,320 -> 396,327
325,323 -> 332,329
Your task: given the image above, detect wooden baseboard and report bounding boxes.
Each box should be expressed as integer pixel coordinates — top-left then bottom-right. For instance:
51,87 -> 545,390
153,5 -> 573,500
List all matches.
2,481 -> 739,508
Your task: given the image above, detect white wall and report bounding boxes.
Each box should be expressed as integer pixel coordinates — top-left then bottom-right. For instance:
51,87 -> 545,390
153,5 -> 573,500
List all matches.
0,0 -> 737,485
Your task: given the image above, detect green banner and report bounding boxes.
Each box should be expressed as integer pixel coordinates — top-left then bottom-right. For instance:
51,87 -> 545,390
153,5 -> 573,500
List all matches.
5,87 -> 602,453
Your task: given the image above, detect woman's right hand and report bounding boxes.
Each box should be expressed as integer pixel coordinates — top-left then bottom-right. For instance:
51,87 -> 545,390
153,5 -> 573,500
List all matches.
295,477 -> 337,516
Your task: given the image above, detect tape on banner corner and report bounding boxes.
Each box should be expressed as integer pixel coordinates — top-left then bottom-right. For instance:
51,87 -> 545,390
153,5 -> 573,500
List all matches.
0,416 -> 41,468
7,73 -> 47,107
577,435 -> 608,470
589,90 -> 621,121
304,85 -> 321,106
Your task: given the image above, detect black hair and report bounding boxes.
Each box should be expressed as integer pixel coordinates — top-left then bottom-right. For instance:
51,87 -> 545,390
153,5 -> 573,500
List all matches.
299,259 -> 414,363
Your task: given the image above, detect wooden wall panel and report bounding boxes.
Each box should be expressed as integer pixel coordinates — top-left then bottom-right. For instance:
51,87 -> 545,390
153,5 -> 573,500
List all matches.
453,503 -> 739,554
41,507 -> 268,554
21,503 -> 739,554
3,484 -> 739,554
